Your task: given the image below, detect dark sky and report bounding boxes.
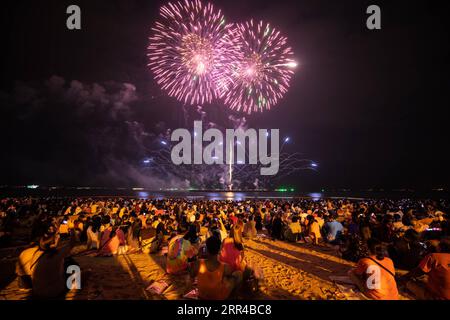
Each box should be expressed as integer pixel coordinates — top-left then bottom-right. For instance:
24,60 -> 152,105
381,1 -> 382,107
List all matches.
0,0 -> 449,190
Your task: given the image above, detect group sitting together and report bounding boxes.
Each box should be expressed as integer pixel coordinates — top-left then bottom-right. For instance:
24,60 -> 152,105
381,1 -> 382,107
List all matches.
1,196 -> 448,300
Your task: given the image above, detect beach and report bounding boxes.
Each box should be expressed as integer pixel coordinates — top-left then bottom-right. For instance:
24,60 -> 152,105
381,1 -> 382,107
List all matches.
0,234 -> 411,300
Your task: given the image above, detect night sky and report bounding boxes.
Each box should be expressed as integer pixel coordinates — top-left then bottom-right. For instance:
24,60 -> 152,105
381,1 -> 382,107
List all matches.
0,0 -> 449,191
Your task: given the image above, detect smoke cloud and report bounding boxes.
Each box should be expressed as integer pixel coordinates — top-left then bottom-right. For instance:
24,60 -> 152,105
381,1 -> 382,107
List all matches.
0,75 -> 185,188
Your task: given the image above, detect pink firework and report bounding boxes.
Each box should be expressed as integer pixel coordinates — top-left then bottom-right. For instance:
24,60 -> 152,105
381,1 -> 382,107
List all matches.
147,0 -> 238,105
221,20 -> 297,114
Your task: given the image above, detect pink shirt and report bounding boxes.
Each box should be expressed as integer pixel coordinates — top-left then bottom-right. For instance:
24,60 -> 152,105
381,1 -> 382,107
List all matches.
219,238 -> 244,272
98,227 -> 126,256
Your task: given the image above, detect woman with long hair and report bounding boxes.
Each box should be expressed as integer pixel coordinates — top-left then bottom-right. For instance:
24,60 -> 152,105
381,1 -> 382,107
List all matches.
307,215 -> 322,245
219,221 -> 246,272
97,220 -> 126,256
16,223 -> 77,299
86,216 -> 101,250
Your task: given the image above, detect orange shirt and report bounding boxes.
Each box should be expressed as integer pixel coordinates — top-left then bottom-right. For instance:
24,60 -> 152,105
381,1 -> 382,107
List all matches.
419,253 -> 450,300
58,223 -> 69,234
309,221 -> 321,239
354,256 -> 399,300
219,238 -> 244,272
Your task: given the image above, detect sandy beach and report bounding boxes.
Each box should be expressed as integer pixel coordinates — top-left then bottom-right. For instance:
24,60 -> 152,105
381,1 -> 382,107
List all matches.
0,235 -> 412,300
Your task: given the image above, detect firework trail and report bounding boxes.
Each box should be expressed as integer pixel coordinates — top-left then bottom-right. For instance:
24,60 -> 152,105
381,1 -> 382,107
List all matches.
221,20 -> 296,114
145,145 -> 315,190
139,107 -> 315,190
144,2 -> 303,188
148,0 -> 238,105
230,153 -> 316,189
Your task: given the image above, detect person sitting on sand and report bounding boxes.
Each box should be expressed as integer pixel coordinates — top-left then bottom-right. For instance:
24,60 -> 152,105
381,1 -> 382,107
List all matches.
126,216 -> 142,253
16,223 -> 77,299
166,224 -> 199,274
97,222 -> 126,256
307,215 -> 322,245
348,238 -> 399,300
360,216 -> 372,242
285,216 -> 302,242
243,216 -> 257,240
323,214 -> 344,244
270,213 -> 284,240
389,229 -> 427,270
219,222 -> 246,272
192,235 -> 243,300
58,217 -> 70,239
392,213 -> 406,232
347,212 -> 361,236
207,216 -> 228,242
340,233 -> 370,262
255,211 -> 263,232
315,211 -> 325,229
229,212 -> 238,226
400,238 -> 450,300
17,221 -> 55,290
86,216 -> 101,250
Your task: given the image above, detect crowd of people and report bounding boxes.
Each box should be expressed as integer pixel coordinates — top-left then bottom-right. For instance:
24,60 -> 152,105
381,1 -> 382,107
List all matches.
0,196 -> 449,300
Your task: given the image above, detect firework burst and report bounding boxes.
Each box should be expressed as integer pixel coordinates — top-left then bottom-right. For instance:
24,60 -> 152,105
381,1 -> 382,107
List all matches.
148,0 -> 238,105
221,20 -> 296,114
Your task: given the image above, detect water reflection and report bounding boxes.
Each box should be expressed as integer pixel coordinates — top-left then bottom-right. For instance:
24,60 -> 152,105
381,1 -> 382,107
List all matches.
307,193 -> 324,201
138,191 -> 149,199
133,191 -> 304,201
224,192 -> 245,201
4,186 -> 444,200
